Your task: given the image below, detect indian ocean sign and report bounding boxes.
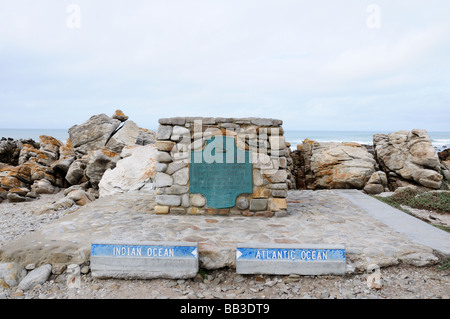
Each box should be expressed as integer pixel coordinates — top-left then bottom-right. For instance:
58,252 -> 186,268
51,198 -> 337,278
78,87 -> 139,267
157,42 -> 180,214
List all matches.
91,242 -> 198,259
90,241 -> 198,279
236,243 -> 346,275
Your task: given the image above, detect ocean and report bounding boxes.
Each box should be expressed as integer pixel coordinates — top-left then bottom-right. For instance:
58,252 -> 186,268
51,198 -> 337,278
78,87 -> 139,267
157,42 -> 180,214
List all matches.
1,129 -> 450,152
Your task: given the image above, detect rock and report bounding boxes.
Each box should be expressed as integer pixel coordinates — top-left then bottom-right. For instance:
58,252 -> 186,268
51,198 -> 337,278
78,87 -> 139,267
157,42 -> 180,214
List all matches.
363,184 -> 385,195
154,172 -> 173,188
51,140 -> 75,176
236,196 -> 249,210
165,185 -> 188,195
31,179 -> 56,195
25,264 -> 35,271
156,195 -> 181,206
266,169 -> 288,183
51,156 -> 75,176
271,189 -> 287,198
269,136 -> 286,150
364,171 -> 388,195
112,109 -> 129,122
156,125 -> 173,140
0,187 -> 7,200
438,148 -> 450,162
155,163 -> 167,172
99,144 -> 158,197
68,114 -> 121,156
66,189 -> 92,206
6,192 -> 30,202
171,126 -> 190,142
156,140 -> 176,152
66,264 -> 81,289
366,264 -> 382,290
0,262 -> 27,288
38,135 -> 62,163
190,194 -> 206,207
155,205 -> 169,214
249,198 -> 268,211
172,167 -> 189,186
85,148 -> 121,188
65,159 -> 87,185
136,128 -> 156,146
295,140 -> 377,190
52,197 -> 75,210
8,187 -> 28,197
166,161 -> 188,175
0,176 -> 24,190
18,264 -> 52,291
156,151 -> 172,163
268,198 -> 287,211
105,120 -> 140,153
374,130 -> 442,190
0,138 -> 38,166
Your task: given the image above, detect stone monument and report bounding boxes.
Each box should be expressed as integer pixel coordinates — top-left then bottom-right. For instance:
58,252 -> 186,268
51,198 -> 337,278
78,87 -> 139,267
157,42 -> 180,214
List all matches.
154,117 -> 289,217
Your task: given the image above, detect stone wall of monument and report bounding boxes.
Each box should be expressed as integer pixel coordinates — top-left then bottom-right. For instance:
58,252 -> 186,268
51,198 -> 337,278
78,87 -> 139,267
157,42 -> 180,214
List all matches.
154,117 -> 290,217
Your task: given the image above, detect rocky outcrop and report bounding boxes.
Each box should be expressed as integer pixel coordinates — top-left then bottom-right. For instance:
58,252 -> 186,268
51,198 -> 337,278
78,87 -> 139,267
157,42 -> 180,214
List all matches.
0,138 -> 39,166
0,135 -> 69,202
0,110 -> 156,206
293,140 -> 377,190
68,114 -> 121,156
374,129 -> 442,190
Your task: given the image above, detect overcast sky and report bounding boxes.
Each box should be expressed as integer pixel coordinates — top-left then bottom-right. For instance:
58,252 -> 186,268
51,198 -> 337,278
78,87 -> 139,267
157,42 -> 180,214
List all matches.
0,0 -> 449,131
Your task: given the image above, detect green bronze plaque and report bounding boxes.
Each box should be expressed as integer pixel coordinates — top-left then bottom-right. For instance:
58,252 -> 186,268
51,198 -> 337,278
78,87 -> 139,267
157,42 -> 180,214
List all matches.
190,136 -> 252,208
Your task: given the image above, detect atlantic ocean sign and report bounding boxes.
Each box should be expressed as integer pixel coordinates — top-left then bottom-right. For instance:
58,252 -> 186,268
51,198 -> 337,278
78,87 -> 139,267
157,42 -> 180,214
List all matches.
90,241 -> 199,279
236,243 -> 346,275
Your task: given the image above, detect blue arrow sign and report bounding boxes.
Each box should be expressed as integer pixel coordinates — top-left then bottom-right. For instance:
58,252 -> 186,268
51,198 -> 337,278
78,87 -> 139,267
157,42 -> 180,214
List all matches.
91,243 -> 198,259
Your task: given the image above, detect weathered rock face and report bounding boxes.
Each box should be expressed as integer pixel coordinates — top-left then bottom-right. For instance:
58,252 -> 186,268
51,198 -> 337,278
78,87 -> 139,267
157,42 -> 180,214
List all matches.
68,114 -> 121,156
105,120 -> 140,153
98,144 -> 158,197
85,149 -> 121,188
295,140 -> 377,190
0,136 -> 66,202
374,129 -> 442,190
0,138 -> 39,166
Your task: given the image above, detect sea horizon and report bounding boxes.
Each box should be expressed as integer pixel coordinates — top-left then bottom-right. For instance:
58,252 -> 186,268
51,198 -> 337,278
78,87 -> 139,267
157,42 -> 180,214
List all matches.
1,128 -> 450,152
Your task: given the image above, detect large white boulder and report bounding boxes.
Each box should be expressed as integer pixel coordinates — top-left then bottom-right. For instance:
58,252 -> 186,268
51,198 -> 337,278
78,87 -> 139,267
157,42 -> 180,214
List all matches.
98,144 -> 158,197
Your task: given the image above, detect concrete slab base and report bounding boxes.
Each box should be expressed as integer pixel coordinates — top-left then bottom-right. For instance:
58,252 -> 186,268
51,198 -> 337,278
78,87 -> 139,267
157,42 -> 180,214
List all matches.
236,243 -> 346,275
90,241 -> 199,279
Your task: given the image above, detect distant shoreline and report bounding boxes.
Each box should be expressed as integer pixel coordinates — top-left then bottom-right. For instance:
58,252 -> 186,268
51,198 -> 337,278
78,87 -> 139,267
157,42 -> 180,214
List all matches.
1,128 -> 449,152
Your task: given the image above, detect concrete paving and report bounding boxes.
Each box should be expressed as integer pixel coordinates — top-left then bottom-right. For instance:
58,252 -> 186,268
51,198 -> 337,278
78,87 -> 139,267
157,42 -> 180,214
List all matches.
337,189 -> 450,257
0,190 -> 445,273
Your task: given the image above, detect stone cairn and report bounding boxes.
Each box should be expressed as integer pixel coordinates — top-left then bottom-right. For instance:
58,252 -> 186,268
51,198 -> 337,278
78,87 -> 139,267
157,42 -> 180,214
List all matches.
154,117 -> 291,217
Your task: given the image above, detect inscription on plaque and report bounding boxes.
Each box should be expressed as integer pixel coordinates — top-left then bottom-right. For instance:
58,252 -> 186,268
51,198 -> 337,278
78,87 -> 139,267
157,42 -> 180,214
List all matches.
190,136 -> 252,208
